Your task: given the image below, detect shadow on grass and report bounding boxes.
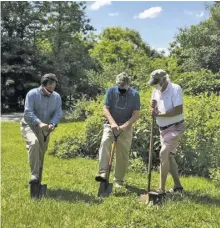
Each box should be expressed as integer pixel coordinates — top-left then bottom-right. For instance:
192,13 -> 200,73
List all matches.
114,184 -> 147,197
185,191 -> 220,206
165,190 -> 220,206
125,184 -> 147,195
47,188 -> 101,204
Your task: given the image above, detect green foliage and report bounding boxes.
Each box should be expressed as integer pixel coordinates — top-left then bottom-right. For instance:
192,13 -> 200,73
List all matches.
1,1 -> 97,110
209,168 -> 220,186
170,3 -> 220,73
128,157 -> 147,173
88,27 -> 162,91
1,1 -> 42,110
2,122 -> 220,228
36,2 -> 96,98
90,27 -> 152,66
131,90 -> 160,165
65,96 -> 92,121
55,90 -> 220,179
176,93 -> 220,177
53,96 -> 104,158
53,90 -> 161,168
174,70 -> 220,95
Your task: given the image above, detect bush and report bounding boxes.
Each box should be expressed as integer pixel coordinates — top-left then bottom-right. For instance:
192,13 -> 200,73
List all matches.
53,90 -> 161,167
174,70 -> 220,95
65,95 -> 104,122
128,157 -> 147,173
53,88 -> 220,179
53,96 -> 104,158
209,168 -> 220,186
131,90 -> 161,167
176,93 -> 220,177
65,96 -> 91,121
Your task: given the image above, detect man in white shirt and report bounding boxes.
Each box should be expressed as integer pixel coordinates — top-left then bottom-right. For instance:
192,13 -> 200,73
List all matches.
149,69 -> 185,194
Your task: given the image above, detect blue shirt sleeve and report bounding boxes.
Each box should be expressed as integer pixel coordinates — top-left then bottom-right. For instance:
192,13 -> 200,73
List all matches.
104,88 -> 112,106
133,92 -> 140,110
50,95 -> 63,126
24,91 -> 41,126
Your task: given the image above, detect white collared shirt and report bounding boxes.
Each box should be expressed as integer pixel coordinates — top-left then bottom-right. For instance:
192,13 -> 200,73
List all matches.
151,81 -> 184,127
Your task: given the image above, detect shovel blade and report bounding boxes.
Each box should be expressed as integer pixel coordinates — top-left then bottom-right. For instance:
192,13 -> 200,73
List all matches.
39,184 -> 47,198
139,191 -> 163,205
98,181 -> 113,198
30,182 -> 40,199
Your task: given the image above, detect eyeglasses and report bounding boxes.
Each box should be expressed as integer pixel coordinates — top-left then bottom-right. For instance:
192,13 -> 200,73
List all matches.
115,93 -> 128,109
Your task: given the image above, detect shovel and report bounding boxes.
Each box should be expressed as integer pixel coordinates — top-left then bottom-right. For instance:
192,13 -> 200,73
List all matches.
38,131 -> 50,198
139,115 -> 163,205
38,166 -> 47,198
97,131 -> 121,198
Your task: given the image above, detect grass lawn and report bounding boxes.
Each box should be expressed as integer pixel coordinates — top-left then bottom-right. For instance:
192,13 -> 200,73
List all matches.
1,122 -> 220,228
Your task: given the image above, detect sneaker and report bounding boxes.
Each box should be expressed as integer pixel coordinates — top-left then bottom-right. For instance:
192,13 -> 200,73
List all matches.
95,173 -> 107,182
168,186 -> 184,193
114,181 -> 124,188
29,176 -> 39,184
152,189 -> 166,196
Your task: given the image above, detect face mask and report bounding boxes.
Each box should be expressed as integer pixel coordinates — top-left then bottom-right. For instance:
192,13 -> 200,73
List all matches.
153,84 -> 162,90
118,88 -> 127,94
42,86 -> 53,96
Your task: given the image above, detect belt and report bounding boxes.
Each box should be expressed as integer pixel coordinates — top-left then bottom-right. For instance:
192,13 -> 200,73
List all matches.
159,120 -> 184,131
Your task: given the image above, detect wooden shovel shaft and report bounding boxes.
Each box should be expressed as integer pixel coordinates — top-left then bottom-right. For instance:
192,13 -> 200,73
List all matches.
147,116 -> 155,192
107,132 -> 120,180
107,139 -> 116,180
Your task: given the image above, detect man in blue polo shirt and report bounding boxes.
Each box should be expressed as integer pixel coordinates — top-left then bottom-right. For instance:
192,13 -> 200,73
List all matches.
20,73 -> 63,198
95,72 -> 140,188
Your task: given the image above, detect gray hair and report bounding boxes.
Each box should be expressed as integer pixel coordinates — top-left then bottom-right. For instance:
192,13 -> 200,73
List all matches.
115,72 -> 131,85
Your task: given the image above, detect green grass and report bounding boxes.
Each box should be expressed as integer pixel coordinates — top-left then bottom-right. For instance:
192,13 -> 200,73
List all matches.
2,122 -> 220,228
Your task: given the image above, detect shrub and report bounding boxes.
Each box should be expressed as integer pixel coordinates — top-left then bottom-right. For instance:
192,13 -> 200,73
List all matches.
53,88 -> 220,179
174,70 -> 220,95
176,93 -> 220,177
209,168 -> 220,186
65,96 -> 91,121
131,90 -> 161,167
53,96 -> 104,158
65,95 -> 104,122
128,157 -> 147,173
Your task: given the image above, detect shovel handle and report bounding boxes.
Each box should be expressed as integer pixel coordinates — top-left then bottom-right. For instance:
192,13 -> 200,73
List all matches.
147,116 -> 155,192
107,130 -> 121,179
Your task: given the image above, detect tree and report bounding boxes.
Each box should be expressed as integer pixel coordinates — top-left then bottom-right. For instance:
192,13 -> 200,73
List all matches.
90,27 -> 153,66
89,27 -> 164,91
1,1 -> 42,110
170,3 -> 220,73
36,1 -> 95,100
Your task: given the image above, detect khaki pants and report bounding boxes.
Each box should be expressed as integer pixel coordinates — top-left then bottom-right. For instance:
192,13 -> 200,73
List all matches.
98,124 -> 133,183
20,118 -> 50,180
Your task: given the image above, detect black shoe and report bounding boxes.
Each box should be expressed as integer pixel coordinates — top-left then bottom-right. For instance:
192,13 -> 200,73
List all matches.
95,174 -> 107,182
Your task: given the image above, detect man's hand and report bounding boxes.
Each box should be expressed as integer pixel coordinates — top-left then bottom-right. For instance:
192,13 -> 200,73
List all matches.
151,108 -> 160,116
38,122 -> 48,130
150,99 -> 159,116
48,124 -> 55,132
111,122 -> 120,131
119,124 -> 127,132
150,100 -> 157,109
